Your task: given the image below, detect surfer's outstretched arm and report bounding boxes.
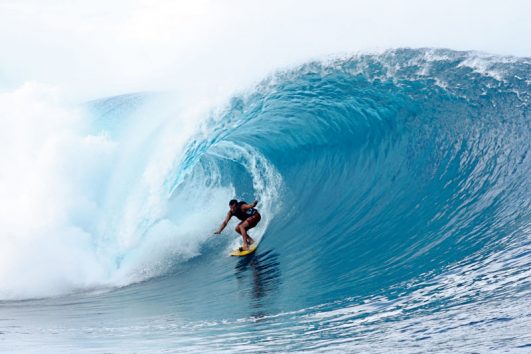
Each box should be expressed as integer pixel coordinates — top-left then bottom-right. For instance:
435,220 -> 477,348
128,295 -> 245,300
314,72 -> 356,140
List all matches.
215,212 -> 232,234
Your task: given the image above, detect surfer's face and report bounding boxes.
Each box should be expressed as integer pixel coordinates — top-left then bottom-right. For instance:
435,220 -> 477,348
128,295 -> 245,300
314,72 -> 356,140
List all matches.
230,204 -> 237,213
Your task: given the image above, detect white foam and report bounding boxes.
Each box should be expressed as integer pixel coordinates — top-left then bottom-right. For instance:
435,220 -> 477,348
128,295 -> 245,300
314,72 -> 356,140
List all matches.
0,83 -> 114,299
0,81 -> 283,300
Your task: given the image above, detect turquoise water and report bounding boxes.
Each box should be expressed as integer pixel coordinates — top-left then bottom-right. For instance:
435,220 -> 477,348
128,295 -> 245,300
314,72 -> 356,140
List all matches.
1,49 -> 530,353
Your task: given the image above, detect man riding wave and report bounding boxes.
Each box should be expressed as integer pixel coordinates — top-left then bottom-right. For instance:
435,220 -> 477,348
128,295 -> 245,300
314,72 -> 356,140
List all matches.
215,199 -> 261,251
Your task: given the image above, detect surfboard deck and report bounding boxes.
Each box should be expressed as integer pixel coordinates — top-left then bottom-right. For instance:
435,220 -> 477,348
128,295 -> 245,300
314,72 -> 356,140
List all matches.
230,243 -> 257,257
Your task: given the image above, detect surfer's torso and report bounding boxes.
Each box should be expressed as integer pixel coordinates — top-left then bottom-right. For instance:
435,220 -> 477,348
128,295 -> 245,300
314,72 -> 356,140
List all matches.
232,201 -> 258,221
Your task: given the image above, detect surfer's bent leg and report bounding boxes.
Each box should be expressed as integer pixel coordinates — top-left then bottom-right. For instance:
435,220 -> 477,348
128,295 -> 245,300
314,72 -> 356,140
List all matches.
235,222 -> 253,250
238,221 -> 251,250
242,213 -> 261,247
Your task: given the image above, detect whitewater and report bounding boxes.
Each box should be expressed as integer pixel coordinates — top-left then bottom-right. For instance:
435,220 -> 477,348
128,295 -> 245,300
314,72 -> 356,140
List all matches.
0,47 -> 529,353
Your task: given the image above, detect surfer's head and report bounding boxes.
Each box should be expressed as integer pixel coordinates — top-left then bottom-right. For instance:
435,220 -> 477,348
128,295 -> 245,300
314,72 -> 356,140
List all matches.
229,199 -> 238,213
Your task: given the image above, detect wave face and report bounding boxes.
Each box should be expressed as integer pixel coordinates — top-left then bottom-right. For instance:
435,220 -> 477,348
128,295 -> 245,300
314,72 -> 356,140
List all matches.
1,49 -> 530,352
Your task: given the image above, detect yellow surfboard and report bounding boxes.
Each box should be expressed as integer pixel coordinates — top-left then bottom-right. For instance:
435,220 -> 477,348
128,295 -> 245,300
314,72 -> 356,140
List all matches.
230,243 -> 257,257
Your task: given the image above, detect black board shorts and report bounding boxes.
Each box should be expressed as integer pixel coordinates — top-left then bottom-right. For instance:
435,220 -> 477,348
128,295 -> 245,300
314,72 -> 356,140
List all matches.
239,212 -> 261,229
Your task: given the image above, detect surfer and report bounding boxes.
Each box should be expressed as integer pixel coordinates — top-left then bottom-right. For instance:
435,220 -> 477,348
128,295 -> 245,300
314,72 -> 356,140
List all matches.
215,199 -> 261,251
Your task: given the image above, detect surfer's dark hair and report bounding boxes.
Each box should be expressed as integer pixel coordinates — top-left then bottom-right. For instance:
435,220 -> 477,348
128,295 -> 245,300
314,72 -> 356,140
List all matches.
229,199 -> 238,206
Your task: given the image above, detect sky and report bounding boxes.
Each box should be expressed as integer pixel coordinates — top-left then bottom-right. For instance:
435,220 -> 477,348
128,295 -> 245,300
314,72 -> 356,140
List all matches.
0,0 -> 530,99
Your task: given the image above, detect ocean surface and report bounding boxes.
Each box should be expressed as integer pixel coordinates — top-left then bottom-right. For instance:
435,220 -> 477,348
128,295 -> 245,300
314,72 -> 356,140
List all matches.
1,48 -> 530,353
